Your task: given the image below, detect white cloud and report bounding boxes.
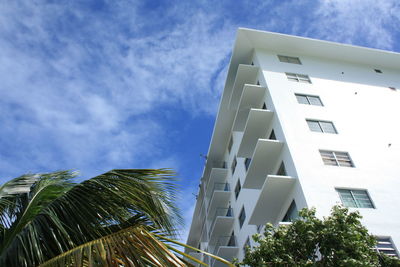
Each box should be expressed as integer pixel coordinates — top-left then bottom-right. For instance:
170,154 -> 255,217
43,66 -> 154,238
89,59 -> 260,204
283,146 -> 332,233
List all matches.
312,0 -> 400,49
0,1 -> 238,181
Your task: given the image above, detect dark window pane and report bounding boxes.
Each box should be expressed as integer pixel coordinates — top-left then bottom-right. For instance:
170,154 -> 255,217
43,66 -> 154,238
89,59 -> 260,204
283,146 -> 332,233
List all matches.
307,120 -> 322,132
296,94 -> 309,104
320,121 -> 337,134
308,96 -> 323,106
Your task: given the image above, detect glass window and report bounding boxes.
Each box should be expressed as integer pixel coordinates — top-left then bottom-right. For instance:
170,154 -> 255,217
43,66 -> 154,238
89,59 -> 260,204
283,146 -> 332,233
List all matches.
286,73 -> 311,83
295,94 -> 323,106
320,150 -> 354,167
278,55 -> 302,65
239,207 -> 246,228
337,189 -> 374,208
296,94 -> 309,104
306,120 -> 337,134
376,237 -> 399,257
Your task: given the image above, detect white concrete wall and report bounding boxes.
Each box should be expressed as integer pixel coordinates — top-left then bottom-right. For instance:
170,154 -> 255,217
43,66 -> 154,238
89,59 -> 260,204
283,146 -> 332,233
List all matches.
188,38 -> 400,263
255,48 -> 400,252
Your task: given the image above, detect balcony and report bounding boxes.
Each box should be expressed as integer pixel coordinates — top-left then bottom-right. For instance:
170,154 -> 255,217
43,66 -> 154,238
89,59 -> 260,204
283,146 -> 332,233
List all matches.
187,252 -> 204,267
242,139 -> 284,189
237,109 -> 274,158
248,175 -> 296,225
232,85 -> 266,132
207,183 -> 231,219
205,168 -> 228,198
208,208 -> 234,244
212,235 -> 239,267
203,161 -> 227,186
228,64 -> 259,110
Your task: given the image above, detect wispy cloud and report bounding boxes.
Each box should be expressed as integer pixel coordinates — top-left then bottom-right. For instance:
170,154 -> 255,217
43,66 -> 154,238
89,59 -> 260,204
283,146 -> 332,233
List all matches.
311,0 -> 400,49
0,0 -> 399,239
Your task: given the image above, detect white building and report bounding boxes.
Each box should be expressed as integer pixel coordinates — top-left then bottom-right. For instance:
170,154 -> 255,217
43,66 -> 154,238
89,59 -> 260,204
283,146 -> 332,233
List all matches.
186,28 -> 400,266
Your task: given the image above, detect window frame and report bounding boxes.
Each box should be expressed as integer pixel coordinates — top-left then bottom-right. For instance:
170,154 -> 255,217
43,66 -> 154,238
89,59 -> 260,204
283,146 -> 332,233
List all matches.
295,93 -> 323,106
320,150 -> 354,167
285,72 -> 312,83
306,119 -> 338,134
336,188 -> 375,209
375,236 -> 399,258
278,55 -> 302,65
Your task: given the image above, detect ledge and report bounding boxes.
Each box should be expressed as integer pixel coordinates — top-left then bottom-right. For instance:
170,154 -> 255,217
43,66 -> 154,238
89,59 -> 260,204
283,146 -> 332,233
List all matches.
248,175 -> 296,225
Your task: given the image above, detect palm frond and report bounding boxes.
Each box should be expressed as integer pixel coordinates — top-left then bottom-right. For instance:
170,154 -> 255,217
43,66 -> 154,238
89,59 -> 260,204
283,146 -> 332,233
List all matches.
39,225 -> 188,267
0,169 -> 183,266
0,171 -> 76,252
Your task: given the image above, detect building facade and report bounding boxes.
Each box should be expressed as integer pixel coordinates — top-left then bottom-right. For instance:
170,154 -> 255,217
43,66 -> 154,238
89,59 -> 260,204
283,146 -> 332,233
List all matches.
186,28 -> 400,266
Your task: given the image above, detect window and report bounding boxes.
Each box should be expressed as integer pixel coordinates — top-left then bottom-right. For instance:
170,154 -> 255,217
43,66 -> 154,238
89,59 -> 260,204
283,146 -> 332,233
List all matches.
243,237 -> 251,254
336,189 -> 374,208
320,150 -> 354,167
278,55 -> 302,65
376,237 -> 398,257
256,225 -> 263,233
244,158 -> 251,171
234,179 -> 241,199
276,162 -> 287,176
269,130 -> 276,140
228,136 -> 233,154
282,200 -> 298,222
239,206 -> 246,228
231,156 -> 237,174
295,94 -> 323,106
286,72 -> 311,83
306,120 -> 337,134
374,69 -> 382,73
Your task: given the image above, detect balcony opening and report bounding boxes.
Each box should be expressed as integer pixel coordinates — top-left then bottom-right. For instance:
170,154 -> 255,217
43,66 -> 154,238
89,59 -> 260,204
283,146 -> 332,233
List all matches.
269,130 -> 276,140
282,200 -> 298,222
235,180 -> 241,199
276,162 -> 287,176
244,158 -> 252,171
262,102 -> 267,110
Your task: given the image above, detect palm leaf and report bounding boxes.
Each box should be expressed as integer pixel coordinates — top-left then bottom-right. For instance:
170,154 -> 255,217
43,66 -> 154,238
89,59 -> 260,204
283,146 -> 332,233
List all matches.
39,225 -> 235,267
0,169 -> 183,266
38,225 -> 187,267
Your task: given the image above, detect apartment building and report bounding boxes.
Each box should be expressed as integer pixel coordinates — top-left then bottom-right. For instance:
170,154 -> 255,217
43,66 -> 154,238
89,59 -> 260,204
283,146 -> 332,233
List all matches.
186,28 -> 400,266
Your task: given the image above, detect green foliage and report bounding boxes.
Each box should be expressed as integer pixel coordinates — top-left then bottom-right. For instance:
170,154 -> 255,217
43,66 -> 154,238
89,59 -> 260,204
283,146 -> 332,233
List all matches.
0,169 -> 187,266
237,205 -> 400,267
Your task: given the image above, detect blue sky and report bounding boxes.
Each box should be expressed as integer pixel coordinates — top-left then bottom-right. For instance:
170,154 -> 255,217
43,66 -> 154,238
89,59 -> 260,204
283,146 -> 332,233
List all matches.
1,0 -> 399,241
